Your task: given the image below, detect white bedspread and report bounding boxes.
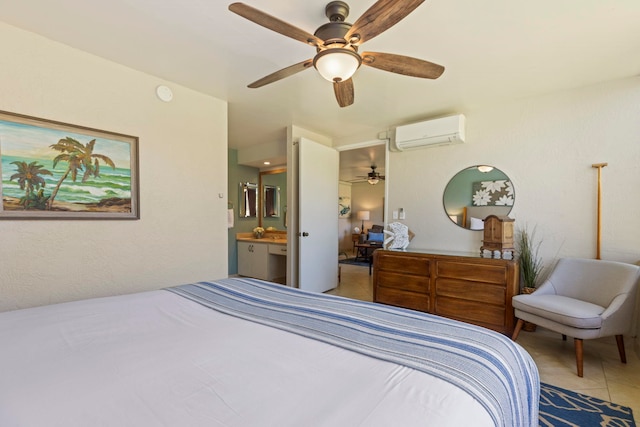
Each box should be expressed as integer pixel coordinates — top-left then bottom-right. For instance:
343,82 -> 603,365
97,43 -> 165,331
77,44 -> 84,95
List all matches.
0,280 -> 535,426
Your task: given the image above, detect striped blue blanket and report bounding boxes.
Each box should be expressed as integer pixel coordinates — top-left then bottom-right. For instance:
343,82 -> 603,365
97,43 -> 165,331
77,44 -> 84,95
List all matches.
167,277 -> 539,427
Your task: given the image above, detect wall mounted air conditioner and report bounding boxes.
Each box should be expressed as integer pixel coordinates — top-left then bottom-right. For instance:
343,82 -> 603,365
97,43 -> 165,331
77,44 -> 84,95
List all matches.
393,114 -> 466,151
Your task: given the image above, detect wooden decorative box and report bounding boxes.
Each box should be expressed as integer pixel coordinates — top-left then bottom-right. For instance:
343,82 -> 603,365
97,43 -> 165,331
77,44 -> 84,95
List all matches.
480,215 -> 515,258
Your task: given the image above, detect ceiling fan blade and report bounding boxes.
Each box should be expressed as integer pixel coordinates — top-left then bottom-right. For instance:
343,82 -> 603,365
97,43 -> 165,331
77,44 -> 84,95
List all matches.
361,52 -> 444,79
229,3 -> 324,47
333,78 -> 354,108
345,0 -> 425,46
248,59 -> 314,88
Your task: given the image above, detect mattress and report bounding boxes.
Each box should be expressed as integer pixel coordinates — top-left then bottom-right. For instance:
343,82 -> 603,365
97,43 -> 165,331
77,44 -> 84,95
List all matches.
0,277 -> 539,426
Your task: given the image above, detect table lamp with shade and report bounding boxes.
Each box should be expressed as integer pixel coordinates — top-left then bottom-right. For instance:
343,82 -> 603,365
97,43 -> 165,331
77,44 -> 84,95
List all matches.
356,211 -> 370,234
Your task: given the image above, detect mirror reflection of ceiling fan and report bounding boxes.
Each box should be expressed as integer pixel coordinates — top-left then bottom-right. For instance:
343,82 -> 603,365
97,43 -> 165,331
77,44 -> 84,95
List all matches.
356,165 -> 385,185
228,0 -> 444,107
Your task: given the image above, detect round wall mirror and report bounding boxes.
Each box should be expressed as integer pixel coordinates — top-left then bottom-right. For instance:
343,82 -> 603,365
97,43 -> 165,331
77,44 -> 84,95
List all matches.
443,165 -> 515,230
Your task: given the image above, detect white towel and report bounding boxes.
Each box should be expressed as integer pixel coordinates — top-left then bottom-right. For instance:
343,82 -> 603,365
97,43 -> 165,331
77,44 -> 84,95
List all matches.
227,208 -> 234,228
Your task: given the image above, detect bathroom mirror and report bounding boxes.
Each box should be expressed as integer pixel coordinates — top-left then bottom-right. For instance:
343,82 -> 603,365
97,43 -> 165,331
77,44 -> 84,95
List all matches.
443,165 -> 515,230
259,168 -> 286,228
263,185 -> 280,218
239,182 -> 258,218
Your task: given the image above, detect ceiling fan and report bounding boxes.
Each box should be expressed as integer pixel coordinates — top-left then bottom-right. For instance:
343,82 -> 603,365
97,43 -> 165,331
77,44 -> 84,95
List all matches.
356,165 -> 385,185
228,0 -> 444,107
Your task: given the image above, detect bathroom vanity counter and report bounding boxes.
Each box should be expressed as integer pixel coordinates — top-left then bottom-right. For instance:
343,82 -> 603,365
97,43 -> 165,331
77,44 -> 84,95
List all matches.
237,236 -> 287,246
236,233 -> 287,283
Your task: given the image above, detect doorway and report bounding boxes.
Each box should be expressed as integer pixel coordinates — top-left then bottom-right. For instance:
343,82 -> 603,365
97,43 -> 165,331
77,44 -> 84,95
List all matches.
337,142 -> 388,258
335,141 -> 388,297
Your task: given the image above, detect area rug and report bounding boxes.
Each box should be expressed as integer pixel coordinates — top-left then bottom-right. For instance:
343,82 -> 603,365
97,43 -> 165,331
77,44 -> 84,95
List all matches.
338,257 -> 370,267
539,382 -> 635,426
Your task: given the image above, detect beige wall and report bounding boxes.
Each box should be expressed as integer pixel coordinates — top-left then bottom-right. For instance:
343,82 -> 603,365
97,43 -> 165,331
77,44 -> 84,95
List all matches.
382,76 -> 640,343
351,181 -> 385,232
384,76 -> 640,266
0,24 -> 229,311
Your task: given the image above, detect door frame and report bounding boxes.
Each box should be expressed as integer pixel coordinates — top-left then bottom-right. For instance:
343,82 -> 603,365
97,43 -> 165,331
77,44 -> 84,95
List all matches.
335,139 -> 390,236
285,129 -> 389,289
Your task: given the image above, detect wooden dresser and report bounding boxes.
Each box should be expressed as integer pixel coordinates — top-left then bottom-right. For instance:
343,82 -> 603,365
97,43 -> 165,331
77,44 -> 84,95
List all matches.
373,249 -> 519,335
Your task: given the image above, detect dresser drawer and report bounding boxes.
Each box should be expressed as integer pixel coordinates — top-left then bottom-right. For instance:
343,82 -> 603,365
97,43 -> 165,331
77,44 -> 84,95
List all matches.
435,296 -> 505,327
376,287 -> 430,312
376,271 -> 429,294
436,261 -> 506,285
377,254 -> 430,276
436,278 -> 505,306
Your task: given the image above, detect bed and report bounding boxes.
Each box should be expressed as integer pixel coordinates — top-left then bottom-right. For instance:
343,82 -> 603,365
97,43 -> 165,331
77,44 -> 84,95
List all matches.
0,277 -> 539,426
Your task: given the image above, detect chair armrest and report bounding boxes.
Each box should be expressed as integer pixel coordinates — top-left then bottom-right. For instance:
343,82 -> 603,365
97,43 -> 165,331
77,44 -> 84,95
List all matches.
526,280 -> 556,296
601,293 -> 628,319
600,293 -> 636,336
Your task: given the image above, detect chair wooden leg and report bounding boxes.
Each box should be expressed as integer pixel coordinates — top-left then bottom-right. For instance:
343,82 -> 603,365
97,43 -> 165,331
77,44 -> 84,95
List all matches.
574,338 -> 584,377
616,335 -> 627,364
512,319 -> 524,341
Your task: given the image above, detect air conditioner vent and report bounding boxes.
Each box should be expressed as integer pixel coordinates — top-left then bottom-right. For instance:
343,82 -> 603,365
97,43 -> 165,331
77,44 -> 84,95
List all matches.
394,114 -> 465,151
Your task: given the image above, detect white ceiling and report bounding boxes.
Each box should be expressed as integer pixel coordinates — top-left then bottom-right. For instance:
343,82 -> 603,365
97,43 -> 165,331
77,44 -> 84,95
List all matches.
339,143 -> 386,183
2,0 -> 639,158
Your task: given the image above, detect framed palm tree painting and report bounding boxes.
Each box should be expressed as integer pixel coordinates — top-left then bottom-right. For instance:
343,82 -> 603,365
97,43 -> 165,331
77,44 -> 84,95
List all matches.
0,110 -> 139,219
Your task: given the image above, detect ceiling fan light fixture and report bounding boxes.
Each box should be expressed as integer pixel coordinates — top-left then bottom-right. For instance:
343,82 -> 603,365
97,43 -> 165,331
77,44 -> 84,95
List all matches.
313,48 -> 361,82
477,165 -> 494,173
367,177 -> 379,185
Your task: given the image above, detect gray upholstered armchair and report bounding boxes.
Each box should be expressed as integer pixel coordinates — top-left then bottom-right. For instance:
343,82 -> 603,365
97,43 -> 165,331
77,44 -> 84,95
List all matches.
511,257 -> 640,377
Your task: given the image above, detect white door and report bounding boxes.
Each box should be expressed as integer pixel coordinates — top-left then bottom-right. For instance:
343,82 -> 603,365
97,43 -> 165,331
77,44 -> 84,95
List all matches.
298,137 -> 339,293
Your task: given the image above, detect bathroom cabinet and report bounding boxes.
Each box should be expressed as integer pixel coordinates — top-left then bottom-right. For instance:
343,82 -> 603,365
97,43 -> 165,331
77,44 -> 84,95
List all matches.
237,240 -> 286,282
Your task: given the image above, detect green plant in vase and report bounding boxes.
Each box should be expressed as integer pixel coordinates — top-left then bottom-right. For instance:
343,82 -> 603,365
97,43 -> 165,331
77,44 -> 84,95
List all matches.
516,225 -> 544,331
516,225 -> 544,293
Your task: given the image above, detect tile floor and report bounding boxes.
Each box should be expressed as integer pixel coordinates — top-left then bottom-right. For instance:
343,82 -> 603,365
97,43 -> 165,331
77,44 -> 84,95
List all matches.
329,263 -> 640,422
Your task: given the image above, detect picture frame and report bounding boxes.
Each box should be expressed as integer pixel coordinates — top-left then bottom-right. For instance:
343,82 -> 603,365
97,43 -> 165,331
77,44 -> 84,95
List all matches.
471,180 -> 514,207
339,196 -> 351,218
0,110 -> 139,219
